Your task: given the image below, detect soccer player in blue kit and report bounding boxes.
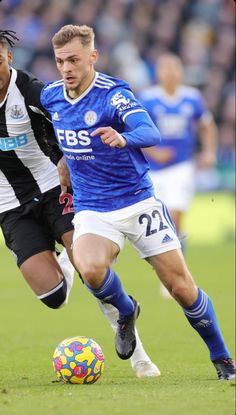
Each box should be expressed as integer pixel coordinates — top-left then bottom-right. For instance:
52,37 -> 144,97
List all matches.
41,24 -> 235,380
0,29 -> 159,379
139,53 -> 218,299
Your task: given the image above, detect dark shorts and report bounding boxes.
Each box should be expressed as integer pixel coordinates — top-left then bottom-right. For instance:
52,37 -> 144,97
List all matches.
0,186 -> 74,267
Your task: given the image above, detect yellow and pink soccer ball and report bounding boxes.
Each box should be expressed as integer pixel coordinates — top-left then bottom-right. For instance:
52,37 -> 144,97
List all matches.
52,336 -> 105,384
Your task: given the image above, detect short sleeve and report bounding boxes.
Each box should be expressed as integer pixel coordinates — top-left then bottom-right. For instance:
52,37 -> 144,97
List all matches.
194,91 -> 212,122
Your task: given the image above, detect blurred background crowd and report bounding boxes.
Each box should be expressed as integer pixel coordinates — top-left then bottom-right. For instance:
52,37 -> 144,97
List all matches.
0,0 -> 235,191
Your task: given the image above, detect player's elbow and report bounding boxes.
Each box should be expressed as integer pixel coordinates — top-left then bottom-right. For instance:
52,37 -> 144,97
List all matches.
143,127 -> 161,148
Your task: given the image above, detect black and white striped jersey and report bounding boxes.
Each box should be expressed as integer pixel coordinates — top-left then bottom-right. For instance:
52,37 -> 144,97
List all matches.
0,68 -> 62,213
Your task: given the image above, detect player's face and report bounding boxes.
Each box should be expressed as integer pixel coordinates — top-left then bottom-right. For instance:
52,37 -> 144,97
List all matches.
0,44 -> 12,96
157,56 -> 183,89
54,38 -> 98,98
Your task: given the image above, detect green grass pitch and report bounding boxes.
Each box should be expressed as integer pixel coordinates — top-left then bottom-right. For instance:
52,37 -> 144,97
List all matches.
0,192 -> 235,415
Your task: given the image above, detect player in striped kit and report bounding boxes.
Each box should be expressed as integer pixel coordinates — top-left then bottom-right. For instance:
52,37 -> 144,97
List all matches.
0,30 -> 160,378
0,30 -> 75,309
41,24 -> 235,380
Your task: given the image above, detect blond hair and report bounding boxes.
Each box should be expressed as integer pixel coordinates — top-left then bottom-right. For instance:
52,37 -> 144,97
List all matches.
52,24 -> 95,49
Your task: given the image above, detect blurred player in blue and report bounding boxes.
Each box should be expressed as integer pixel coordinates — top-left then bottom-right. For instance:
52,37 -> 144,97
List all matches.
139,53 -> 218,299
41,25 -> 235,380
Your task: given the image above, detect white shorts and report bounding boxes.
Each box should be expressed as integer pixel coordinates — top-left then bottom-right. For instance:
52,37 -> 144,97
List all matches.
73,197 -> 181,258
149,161 -> 195,212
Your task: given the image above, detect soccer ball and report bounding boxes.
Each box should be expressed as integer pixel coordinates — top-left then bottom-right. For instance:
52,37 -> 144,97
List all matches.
52,336 -> 105,384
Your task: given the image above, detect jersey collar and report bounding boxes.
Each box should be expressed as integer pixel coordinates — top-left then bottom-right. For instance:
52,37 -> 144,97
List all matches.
63,72 -> 99,105
159,85 -> 184,105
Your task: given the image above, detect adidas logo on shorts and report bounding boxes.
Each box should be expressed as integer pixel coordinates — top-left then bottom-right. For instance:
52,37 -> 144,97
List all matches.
162,234 -> 173,243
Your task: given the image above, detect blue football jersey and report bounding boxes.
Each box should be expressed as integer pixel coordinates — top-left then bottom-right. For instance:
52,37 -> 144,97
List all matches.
139,85 -> 212,170
41,72 -> 159,212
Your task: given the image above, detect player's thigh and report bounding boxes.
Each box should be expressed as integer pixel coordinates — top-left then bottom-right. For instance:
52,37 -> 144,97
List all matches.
0,206 -> 62,295
0,205 -> 55,267
72,211 -> 122,273
124,197 -> 181,258
42,186 -> 74,245
123,197 -> 197,304
61,229 -> 74,264
73,233 -> 119,269
20,250 -> 63,295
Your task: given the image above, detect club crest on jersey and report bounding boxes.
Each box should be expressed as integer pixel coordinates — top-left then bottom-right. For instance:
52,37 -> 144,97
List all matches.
9,105 -> 24,119
111,91 -> 137,112
84,111 -> 97,126
111,92 -> 130,108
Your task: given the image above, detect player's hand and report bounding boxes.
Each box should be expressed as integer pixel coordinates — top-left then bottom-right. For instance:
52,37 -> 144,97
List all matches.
91,126 -> 127,148
197,152 -> 217,169
57,156 -> 71,195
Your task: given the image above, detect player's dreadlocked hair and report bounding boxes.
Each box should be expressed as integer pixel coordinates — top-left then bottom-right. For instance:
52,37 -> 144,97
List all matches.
0,30 -> 19,48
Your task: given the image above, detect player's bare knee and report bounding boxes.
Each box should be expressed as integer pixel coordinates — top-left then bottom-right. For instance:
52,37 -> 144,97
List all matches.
171,277 -> 198,305
37,279 -> 68,309
77,258 -> 107,286
171,283 -> 189,300
82,265 -> 107,287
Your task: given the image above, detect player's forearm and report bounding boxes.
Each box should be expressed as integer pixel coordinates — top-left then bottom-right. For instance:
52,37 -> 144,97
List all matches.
122,112 -> 161,148
142,146 -> 175,164
44,132 -> 64,165
199,120 -> 218,156
198,120 -> 218,167
123,126 -> 161,148
48,144 -> 64,166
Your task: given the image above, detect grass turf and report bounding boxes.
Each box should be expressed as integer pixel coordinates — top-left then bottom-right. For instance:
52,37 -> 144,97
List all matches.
0,192 -> 235,415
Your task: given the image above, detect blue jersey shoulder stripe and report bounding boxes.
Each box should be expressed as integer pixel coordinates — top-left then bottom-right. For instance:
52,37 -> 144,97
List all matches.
94,82 -> 112,90
44,81 -> 64,90
96,78 -> 114,86
98,75 -> 116,86
51,78 -> 63,85
95,79 -> 114,87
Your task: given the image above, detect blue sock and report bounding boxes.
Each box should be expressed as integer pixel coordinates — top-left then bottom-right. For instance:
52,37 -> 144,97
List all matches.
183,288 -> 230,361
85,268 -> 134,316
